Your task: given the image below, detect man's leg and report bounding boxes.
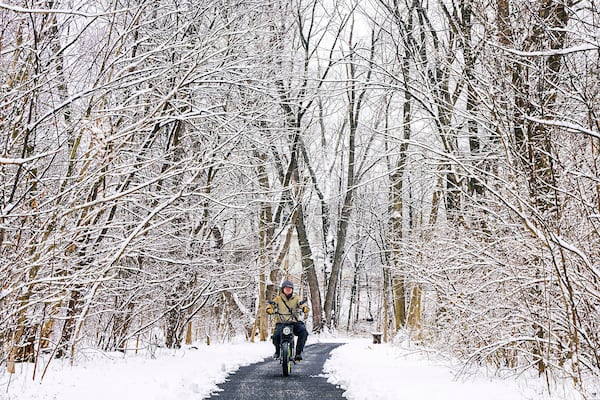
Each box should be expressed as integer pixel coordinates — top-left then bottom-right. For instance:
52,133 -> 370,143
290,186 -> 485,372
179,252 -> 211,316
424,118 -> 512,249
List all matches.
272,324 -> 283,359
293,322 -> 308,360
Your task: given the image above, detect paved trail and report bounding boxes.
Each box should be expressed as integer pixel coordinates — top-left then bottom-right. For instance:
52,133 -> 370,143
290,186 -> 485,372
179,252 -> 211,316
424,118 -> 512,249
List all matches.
206,342 -> 347,399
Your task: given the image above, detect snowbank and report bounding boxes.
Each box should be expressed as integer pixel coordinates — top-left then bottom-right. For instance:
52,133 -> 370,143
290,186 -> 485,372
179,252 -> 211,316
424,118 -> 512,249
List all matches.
323,339 -> 587,400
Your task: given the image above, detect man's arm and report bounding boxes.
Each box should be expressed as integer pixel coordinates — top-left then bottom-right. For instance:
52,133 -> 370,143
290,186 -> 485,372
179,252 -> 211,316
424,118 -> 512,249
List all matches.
299,298 -> 310,314
266,298 -> 278,314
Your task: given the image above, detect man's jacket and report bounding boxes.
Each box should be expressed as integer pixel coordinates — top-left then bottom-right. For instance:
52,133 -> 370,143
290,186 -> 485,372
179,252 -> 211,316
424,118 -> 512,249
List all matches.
266,294 -> 309,324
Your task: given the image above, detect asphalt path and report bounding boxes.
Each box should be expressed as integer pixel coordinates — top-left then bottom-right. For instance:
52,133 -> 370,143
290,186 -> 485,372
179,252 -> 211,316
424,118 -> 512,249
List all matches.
205,342 -> 347,399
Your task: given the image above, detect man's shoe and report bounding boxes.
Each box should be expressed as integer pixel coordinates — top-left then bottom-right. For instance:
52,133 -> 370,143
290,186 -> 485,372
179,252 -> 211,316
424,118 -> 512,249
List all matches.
294,354 -> 302,361
273,352 -> 280,360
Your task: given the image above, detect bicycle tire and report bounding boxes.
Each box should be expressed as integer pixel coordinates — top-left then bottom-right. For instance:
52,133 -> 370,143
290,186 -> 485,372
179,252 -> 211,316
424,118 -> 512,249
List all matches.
281,341 -> 291,376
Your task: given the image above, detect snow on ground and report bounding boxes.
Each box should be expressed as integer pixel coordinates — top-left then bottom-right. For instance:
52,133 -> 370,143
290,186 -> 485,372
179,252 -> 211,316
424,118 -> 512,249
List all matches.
0,336 -> 589,400
323,339 -> 587,400
1,338 -> 273,400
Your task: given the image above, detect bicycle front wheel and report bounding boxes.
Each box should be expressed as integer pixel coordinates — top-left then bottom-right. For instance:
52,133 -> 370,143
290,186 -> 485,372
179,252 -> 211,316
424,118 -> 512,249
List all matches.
281,341 -> 291,376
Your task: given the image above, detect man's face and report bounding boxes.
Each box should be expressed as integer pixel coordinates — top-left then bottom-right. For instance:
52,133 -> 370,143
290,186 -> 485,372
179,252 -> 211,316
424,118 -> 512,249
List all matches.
283,286 -> 293,296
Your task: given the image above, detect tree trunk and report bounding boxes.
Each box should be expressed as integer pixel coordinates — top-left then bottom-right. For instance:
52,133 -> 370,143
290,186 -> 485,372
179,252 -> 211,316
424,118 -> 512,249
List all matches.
56,290 -> 81,358
295,203 -> 324,332
406,284 -> 422,341
185,322 -> 193,346
461,1 -> 484,197
382,265 -> 391,342
254,149 -> 275,341
386,3 -> 415,332
392,276 -> 406,330
324,30 -> 370,326
347,261 -> 360,332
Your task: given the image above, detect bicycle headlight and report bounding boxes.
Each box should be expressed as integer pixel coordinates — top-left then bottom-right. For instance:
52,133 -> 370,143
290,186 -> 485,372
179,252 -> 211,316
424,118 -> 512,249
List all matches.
283,326 -> 292,335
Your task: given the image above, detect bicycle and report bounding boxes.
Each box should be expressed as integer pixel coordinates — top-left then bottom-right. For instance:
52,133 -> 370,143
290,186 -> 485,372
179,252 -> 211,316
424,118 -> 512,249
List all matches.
267,300 -> 307,377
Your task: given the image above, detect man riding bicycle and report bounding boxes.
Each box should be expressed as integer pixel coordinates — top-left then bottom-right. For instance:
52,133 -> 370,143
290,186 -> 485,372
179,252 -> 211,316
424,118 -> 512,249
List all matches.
266,280 -> 309,361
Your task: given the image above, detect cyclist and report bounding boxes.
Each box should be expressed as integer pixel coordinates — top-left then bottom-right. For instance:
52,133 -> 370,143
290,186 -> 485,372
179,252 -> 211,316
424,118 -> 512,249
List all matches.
266,280 -> 309,361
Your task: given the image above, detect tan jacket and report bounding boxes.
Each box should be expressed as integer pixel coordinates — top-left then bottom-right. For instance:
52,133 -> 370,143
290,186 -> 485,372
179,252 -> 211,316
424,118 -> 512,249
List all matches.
266,293 -> 309,324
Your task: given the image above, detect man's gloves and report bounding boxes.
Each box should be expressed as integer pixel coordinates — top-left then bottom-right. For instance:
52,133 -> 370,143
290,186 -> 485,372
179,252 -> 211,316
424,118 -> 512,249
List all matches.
266,301 -> 275,315
299,299 -> 310,314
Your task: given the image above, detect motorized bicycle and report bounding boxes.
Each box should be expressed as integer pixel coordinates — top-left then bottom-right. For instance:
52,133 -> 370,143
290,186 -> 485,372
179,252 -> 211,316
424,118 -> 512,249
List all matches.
267,300 -> 306,377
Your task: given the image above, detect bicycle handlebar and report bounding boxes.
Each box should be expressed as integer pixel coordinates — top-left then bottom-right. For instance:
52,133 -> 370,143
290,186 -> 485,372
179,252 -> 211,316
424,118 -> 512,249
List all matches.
267,299 -> 308,319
